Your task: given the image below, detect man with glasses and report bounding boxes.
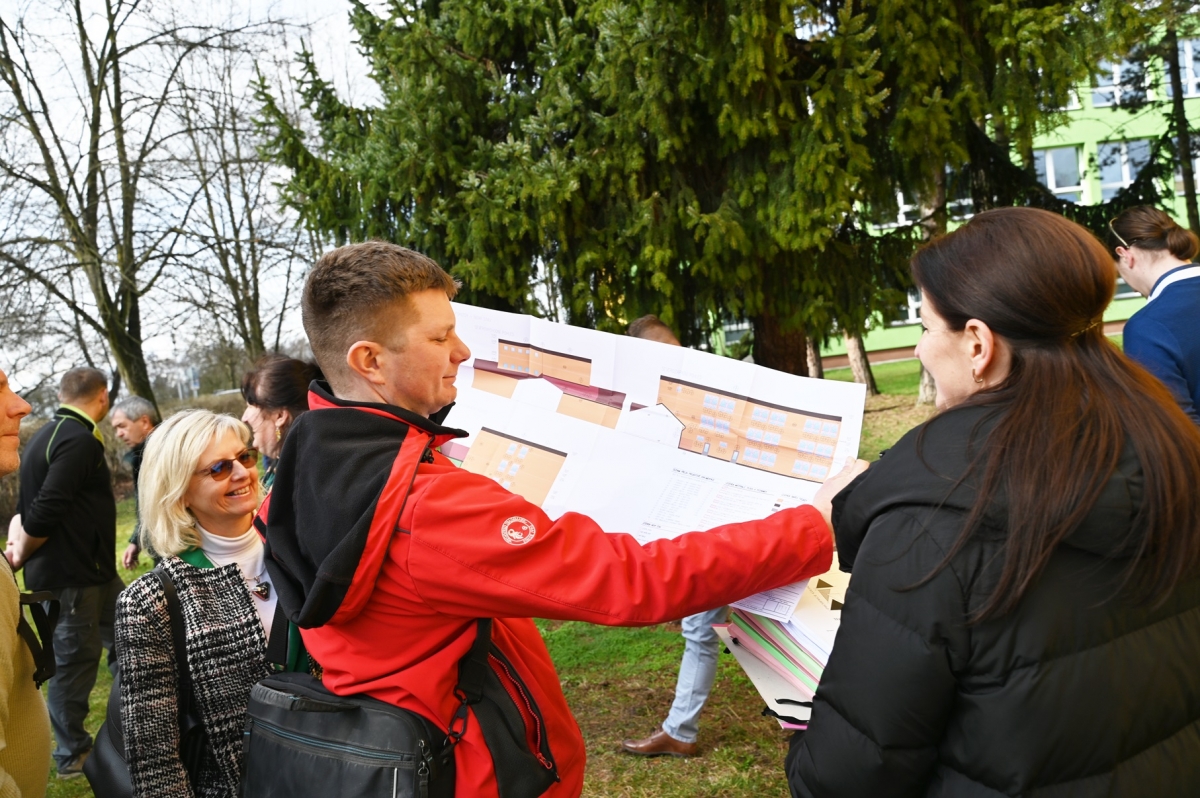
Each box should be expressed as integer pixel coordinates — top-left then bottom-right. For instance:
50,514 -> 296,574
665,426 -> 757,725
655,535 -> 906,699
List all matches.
8,367 -> 122,779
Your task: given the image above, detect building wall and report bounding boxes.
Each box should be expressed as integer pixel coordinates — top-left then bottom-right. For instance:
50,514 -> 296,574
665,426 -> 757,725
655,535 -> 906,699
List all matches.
837,40 -> 1197,364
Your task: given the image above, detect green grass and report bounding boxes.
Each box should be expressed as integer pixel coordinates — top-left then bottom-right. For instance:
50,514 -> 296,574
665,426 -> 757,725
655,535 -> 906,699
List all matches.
825,357 -> 922,395
22,496 -> 149,797
30,389 -> 930,798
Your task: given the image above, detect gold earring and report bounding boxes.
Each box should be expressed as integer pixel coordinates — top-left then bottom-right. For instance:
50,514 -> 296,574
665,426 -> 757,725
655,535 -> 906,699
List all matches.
275,426 -> 283,442
971,368 -> 984,384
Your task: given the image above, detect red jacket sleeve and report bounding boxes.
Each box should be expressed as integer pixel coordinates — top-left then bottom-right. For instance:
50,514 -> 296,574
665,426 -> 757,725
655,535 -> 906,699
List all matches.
404,469 -> 833,625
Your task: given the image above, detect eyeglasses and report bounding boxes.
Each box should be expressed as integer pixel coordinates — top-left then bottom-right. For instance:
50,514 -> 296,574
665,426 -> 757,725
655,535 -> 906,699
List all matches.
194,449 -> 258,480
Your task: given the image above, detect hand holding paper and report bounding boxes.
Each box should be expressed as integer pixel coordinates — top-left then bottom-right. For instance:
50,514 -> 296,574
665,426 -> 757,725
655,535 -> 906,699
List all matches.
811,458 -> 870,533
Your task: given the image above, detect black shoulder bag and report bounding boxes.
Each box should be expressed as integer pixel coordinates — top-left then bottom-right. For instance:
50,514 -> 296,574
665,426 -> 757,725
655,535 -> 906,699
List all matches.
241,618 -> 559,798
85,567 -> 209,798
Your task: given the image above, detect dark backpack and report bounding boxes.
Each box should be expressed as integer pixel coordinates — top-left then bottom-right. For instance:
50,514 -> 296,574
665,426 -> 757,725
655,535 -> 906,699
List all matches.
240,618 -> 559,798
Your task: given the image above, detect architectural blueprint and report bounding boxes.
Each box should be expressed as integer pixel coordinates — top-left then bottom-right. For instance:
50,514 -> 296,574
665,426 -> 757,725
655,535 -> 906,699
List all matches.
442,304 -> 868,621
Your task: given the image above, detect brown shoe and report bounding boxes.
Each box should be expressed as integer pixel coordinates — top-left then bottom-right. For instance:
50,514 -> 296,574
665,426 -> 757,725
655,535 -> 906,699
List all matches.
620,729 -> 698,758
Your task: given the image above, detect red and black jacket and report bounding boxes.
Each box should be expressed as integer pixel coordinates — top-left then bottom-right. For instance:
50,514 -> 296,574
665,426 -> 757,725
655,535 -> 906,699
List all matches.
261,381 -> 833,798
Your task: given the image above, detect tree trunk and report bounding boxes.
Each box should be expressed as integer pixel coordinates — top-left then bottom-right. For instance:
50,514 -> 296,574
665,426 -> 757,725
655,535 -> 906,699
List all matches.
806,337 -> 824,379
917,365 -> 937,406
844,330 -> 878,395
915,163 -> 948,406
751,314 -> 808,376
1166,27 -> 1200,234
108,327 -> 157,410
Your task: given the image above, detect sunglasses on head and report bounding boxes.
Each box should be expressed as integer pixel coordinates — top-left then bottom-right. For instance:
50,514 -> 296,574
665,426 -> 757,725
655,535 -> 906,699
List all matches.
195,449 -> 259,480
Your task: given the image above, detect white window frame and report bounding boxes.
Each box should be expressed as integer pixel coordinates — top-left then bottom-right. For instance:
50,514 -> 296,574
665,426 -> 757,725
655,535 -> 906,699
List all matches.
876,191 -> 921,228
1097,139 -> 1151,201
1034,147 -> 1083,202
1173,135 -> 1200,196
1114,278 -> 1140,299
1092,59 -> 1144,108
1169,39 -> 1200,98
890,288 -> 922,327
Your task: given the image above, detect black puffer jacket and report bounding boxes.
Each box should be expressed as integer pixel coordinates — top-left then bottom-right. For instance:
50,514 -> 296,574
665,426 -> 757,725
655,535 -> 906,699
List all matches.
786,404 -> 1200,797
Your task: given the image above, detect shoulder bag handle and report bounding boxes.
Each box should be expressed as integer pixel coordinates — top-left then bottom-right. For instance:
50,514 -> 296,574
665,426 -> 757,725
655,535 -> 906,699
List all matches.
153,567 -> 208,781
154,568 -> 197,719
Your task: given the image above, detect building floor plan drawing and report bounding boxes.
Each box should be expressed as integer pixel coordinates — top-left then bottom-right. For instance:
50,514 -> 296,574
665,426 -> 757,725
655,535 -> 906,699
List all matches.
445,303 -> 868,620
458,427 -> 568,507
656,377 -> 842,483
472,340 -> 626,428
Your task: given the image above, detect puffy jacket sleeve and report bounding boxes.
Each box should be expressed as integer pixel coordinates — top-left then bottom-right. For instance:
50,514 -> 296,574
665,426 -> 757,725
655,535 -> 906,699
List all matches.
786,508 -> 968,798
405,469 -> 833,626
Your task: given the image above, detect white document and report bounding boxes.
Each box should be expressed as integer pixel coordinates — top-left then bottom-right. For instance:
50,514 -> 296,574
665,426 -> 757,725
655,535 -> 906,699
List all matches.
731,580 -> 808,623
444,303 -> 866,612
783,567 -> 851,663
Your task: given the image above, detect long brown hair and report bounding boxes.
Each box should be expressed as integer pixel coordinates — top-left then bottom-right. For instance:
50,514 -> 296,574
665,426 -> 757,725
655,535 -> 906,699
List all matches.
912,207 -> 1200,620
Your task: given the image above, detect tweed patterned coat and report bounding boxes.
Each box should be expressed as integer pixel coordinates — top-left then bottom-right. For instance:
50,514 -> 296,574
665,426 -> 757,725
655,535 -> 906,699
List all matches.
115,556 -> 270,798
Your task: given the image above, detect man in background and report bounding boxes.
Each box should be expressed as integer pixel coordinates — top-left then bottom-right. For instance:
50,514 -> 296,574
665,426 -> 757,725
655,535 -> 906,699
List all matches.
110,396 -> 159,568
0,364 -> 52,797
620,314 -> 725,758
8,367 -> 121,779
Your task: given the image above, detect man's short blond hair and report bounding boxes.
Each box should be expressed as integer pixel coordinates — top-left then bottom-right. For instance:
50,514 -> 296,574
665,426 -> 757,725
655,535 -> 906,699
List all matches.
301,242 -> 460,384
138,409 -> 257,557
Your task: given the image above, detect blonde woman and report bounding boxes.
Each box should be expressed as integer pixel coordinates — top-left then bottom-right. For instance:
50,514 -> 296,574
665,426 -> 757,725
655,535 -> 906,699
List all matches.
114,410 -> 302,798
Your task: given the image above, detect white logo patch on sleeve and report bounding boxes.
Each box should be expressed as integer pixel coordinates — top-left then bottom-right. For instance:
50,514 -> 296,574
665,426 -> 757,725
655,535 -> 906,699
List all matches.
501,516 -> 537,546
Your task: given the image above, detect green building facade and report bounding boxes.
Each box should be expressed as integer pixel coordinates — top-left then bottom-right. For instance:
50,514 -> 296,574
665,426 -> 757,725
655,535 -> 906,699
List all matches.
827,40 -> 1200,366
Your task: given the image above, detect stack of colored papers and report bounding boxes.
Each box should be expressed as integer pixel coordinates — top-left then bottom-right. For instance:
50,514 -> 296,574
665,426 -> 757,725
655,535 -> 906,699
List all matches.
717,566 -> 849,728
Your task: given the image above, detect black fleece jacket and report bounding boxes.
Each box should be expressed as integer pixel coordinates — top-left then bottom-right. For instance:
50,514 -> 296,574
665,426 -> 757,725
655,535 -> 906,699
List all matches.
786,404 -> 1200,797
18,406 -> 117,590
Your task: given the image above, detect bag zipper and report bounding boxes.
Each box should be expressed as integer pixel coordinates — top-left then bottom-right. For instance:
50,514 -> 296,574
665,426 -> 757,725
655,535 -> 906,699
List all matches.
250,718 -> 422,766
487,652 -> 557,774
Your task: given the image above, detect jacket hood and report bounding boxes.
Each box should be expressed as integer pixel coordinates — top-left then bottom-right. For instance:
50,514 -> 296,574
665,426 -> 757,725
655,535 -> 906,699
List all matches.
831,403 -> 1146,572
260,381 -> 465,628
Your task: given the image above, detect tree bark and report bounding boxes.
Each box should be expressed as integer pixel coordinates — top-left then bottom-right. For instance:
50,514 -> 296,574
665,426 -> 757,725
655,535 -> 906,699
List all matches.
806,337 -> 824,379
915,163 -> 948,406
1166,26 -> 1200,234
844,330 -> 878,395
917,366 -> 937,405
751,314 -> 808,376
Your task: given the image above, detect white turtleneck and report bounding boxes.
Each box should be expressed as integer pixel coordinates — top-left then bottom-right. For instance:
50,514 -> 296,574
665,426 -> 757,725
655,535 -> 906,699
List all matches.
196,524 -> 277,640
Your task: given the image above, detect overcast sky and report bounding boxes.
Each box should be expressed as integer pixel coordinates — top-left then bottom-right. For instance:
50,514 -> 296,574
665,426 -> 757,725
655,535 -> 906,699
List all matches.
0,0 -> 386,389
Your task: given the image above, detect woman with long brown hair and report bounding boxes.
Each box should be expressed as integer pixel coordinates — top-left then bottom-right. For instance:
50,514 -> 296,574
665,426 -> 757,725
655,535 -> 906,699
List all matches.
786,207 -> 1200,797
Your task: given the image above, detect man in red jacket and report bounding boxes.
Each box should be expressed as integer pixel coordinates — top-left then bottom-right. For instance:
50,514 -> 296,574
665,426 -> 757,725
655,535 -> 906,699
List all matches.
262,241 -> 863,798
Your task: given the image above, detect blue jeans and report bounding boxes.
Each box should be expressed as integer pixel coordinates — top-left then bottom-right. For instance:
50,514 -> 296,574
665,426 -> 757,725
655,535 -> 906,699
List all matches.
661,606 -> 727,744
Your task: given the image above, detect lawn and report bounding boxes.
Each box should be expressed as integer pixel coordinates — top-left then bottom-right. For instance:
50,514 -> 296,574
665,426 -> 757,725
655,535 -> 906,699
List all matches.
35,359 -> 932,798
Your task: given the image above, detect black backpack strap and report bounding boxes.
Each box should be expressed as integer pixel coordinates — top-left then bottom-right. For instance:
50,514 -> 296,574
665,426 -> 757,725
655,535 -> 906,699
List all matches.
446,618 -> 492,750
154,568 -> 197,727
265,602 -> 289,669
16,591 -> 58,687
153,567 -> 210,784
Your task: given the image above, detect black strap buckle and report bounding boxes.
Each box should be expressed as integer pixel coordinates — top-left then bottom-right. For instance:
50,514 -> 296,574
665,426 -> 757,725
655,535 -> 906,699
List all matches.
444,689 -> 471,749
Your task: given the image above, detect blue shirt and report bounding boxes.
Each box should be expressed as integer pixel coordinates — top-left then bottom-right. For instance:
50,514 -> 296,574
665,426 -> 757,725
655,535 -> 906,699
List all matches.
1123,264 -> 1200,424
